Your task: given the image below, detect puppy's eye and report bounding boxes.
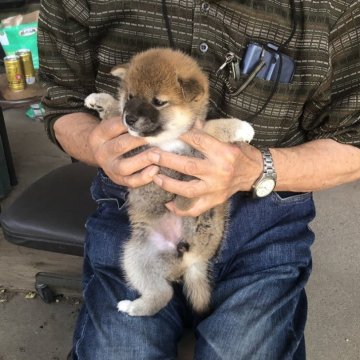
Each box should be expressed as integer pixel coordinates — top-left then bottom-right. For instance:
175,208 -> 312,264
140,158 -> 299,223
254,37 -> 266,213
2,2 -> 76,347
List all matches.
151,98 -> 168,107
128,94 -> 134,100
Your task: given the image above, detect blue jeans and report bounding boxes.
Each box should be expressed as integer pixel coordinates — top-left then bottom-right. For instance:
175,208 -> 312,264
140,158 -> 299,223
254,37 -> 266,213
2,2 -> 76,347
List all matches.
72,170 -> 316,360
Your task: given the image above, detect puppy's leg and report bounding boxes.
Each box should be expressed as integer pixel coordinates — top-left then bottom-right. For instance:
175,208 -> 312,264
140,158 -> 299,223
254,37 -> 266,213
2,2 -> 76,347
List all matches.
84,93 -> 120,120
118,231 -> 175,316
117,279 -> 174,317
203,118 -> 254,143
182,257 -> 211,313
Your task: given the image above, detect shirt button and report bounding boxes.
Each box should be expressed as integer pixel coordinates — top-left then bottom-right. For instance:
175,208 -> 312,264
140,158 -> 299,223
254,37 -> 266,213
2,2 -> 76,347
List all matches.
199,42 -> 209,53
201,2 -> 210,13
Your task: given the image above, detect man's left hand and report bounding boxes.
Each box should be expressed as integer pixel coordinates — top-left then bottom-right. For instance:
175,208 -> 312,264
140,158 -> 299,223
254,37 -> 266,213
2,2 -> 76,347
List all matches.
148,128 -> 262,217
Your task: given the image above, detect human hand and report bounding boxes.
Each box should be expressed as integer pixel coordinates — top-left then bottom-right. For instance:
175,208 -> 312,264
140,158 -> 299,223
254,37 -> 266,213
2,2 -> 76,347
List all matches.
88,116 -> 160,187
148,128 -> 262,216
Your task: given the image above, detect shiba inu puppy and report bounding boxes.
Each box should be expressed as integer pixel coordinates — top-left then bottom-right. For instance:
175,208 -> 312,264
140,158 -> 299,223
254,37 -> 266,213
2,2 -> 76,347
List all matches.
85,48 -> 254,316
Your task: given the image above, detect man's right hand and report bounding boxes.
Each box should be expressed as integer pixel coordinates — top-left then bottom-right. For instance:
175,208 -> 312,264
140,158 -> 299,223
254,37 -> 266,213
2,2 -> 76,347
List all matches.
54,113 -> 159,188
88,116 -> 160,188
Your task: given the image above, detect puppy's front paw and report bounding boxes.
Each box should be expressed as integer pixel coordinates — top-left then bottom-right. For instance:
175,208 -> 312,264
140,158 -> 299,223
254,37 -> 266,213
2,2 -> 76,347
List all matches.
85,93 -> 118,120
84,93 -> 105,111
85,92 -> 116,110
232,119 -> 255,143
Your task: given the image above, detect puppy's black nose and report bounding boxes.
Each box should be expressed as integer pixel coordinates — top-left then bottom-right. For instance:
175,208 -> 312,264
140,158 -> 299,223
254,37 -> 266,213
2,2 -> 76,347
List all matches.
125,114 -> 138,126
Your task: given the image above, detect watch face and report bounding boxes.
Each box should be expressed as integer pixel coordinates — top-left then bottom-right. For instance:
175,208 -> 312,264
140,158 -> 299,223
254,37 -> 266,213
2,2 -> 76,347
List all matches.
255,178 -> 276,198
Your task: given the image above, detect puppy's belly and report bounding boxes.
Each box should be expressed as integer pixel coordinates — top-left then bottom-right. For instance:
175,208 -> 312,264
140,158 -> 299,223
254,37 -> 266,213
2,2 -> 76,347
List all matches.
148,213 -> 182,252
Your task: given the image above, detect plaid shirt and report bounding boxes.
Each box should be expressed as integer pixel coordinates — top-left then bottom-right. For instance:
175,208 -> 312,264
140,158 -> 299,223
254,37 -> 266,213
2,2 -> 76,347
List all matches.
38,0 -> 360,148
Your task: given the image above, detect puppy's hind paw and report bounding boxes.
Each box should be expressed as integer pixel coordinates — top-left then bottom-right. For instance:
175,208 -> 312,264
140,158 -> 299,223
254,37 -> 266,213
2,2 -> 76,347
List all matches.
117,300 -> 132,314
117,298 -> 161,317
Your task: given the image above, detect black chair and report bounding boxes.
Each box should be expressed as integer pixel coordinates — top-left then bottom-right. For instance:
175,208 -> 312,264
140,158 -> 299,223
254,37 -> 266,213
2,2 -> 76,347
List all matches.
0,161 -> 196,357
0,0 -> 27,10
0,44 -> 17,188
0,161 -> 97,302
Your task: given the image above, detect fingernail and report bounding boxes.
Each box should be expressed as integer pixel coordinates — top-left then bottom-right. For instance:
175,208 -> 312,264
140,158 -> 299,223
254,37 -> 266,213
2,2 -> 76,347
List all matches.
165,203 -> 183,216
165,202 -> 175,212
148,166 -> 159,177
153,175 -> 163,186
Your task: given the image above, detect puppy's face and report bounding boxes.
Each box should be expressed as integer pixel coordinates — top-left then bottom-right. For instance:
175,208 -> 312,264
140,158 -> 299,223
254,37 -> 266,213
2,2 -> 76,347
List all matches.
111,49 -> 209,145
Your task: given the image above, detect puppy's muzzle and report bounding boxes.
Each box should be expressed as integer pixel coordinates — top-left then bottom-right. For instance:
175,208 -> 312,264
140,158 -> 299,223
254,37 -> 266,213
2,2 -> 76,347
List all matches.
123,97 -> 163,137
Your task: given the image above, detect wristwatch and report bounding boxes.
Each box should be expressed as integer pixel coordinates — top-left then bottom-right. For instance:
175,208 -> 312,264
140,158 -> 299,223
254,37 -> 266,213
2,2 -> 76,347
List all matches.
252,148 -> 277,198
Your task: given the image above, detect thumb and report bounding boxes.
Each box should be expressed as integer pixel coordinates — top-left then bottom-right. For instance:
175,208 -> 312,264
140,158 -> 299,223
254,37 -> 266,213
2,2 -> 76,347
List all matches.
165,198 -> 208,217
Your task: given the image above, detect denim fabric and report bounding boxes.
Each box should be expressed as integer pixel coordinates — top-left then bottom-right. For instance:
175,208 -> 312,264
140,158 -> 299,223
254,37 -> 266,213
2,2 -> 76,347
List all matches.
72,170 -> 316,360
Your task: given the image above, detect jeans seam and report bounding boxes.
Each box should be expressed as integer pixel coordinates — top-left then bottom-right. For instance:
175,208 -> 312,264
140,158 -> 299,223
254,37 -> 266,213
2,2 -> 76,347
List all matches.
96,197 -> 128,212
74,310 -> 89,360
270,192 -> 312,205
74,274 -> 95,359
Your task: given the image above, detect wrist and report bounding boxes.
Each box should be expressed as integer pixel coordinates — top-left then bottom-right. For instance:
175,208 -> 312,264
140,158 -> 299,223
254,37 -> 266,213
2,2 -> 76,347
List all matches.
251,148 -> 277,198
236,143 -> 263,192
54,113 -> 99,165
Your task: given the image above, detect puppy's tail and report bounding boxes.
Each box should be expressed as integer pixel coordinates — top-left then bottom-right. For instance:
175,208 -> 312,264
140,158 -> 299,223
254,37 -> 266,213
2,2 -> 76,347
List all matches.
183,259 -> 211,313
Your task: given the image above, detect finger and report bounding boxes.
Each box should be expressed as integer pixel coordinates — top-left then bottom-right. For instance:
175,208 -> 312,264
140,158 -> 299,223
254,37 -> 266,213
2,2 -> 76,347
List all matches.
148,150 -> 206,177
97,116 -> 128,140
120,165 -> 160,188
115,149 -> 159,176
93,133 -> 148,168
108,133 -> 148,156
180,129 -> 225,156
152,174 -> 208,198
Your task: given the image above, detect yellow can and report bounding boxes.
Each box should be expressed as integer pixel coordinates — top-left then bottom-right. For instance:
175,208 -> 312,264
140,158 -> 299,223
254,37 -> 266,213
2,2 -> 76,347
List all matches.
16,49 -> 36,85
4,55 -> 26,91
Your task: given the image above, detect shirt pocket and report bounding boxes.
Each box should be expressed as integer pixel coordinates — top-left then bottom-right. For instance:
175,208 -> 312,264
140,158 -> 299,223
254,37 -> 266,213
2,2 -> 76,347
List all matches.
208,73 -> 313,147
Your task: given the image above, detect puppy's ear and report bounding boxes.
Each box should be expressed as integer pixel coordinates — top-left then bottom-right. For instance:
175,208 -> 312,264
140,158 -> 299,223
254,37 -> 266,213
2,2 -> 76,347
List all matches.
178,77 -> 204,102
111,64 -> 129,79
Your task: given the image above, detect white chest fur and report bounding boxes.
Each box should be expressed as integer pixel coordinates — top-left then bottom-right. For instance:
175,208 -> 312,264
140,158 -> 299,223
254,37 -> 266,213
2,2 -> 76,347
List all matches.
158,139 -> 189,153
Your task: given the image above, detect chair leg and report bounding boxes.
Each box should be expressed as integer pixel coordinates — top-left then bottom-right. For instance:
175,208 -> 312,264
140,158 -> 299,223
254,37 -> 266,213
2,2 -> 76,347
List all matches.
35,272 -> 82,303
0,107 -> 17,186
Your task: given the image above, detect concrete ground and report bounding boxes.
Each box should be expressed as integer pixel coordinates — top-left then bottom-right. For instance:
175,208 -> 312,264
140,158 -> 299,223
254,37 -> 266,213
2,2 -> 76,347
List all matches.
0,108 -> 359,360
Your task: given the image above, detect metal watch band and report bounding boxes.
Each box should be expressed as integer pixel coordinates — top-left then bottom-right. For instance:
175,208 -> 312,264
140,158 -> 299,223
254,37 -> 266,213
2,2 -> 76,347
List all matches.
261,148 -> 277,180
252,147 -> 277,198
